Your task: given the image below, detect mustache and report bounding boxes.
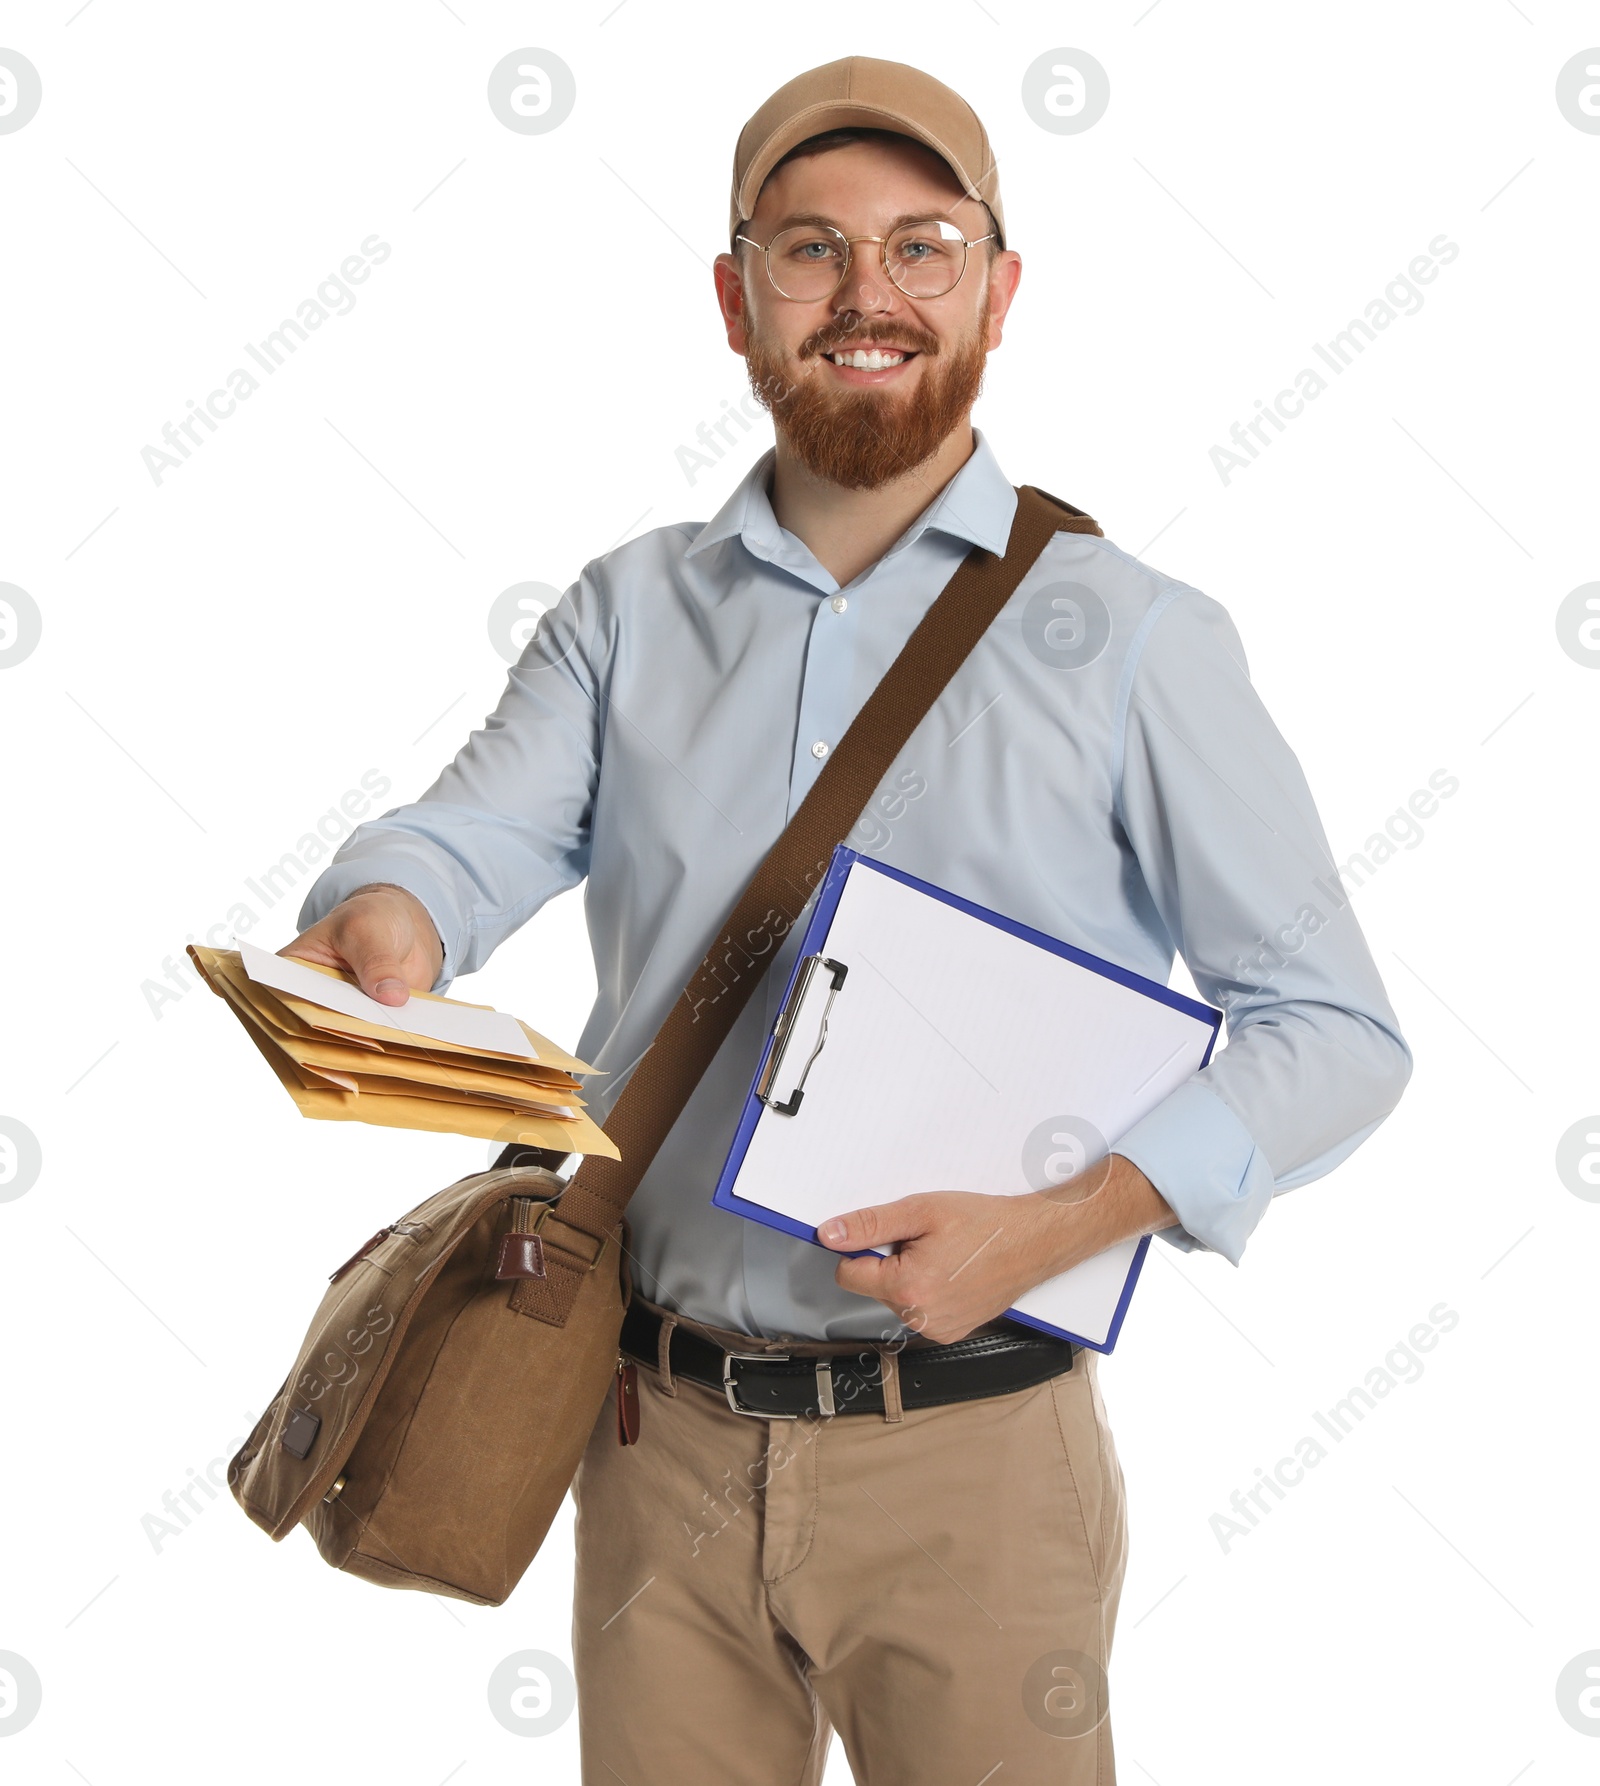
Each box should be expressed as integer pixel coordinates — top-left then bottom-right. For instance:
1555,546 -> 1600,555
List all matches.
796,311 -> 941,360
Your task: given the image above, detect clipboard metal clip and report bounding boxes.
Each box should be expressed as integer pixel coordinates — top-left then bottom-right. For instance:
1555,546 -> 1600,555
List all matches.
756,954 -> 848,1117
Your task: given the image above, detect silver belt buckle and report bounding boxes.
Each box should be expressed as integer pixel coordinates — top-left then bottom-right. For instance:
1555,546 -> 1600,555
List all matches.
722,1350 -> 794,1417
722,1351 -> 842,1418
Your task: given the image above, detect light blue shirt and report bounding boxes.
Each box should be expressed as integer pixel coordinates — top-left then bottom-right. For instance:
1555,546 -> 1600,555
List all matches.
299,427 -> 1411,1341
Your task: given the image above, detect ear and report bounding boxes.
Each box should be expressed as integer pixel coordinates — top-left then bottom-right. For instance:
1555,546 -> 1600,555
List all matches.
714,251 -> 751,354
983,249 -> 1023,351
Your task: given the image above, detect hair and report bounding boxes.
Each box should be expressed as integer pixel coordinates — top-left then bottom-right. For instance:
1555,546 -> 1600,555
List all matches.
734,126 -> 1003,255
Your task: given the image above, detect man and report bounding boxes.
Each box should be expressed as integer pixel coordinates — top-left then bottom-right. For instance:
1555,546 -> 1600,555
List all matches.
287,57 -> 1411,1785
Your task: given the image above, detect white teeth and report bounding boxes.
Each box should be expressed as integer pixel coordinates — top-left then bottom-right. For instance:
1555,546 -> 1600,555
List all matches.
829,348 -> 906,369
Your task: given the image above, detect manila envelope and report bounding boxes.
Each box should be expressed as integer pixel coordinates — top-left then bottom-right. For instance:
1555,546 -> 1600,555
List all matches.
186,944 -> 620,1160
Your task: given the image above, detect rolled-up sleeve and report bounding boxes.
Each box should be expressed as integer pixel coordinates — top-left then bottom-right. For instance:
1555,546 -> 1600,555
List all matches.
296,569 -> 606,991
1107,587 -> 1412,1263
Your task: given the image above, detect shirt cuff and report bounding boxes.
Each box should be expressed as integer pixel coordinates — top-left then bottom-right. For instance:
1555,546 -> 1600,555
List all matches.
295,858 -> 463,993
1111,1080 -> 1276,1265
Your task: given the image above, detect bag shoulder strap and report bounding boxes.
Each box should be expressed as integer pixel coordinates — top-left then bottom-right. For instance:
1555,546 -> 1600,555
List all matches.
535,485 -> 1102,1320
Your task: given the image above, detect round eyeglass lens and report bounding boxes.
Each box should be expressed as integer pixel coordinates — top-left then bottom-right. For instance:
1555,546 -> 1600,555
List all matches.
885,219 -> 969,297
764,226 -> 849,299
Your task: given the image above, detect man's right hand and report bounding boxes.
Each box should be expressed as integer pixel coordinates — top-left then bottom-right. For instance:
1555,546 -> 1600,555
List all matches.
280,884 -> 445,1007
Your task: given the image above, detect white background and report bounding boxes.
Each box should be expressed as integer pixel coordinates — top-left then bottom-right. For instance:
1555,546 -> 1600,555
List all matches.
1,3 -> 1596,1781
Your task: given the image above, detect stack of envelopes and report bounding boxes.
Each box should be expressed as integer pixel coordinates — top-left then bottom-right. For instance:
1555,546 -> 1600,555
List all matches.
185,940 -> 619,1160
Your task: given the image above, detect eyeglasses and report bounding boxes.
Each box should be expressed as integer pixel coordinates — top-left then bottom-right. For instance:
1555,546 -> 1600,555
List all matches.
734,217 -> 996,302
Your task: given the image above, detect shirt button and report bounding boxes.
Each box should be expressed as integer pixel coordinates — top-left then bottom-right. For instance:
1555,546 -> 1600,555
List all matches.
830,595 -> 848,614
811,740 -> 830,760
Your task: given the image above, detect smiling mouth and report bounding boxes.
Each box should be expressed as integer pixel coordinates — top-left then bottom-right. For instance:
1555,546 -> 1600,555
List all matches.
824,347 -> 919,369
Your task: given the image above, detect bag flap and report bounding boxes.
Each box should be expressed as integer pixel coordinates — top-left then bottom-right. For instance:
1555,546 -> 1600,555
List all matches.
228,1164 -> 566,1539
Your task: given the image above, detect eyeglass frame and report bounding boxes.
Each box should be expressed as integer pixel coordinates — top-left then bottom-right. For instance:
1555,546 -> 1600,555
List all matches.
732,215 -> 999,302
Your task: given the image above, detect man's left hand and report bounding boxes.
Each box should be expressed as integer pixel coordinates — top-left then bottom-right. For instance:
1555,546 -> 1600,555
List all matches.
815,1155 -> 1179,1343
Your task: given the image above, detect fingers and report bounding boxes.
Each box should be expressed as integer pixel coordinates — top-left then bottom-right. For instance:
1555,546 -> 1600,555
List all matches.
817,1194 -> 931,1250
334,900 -> 425,1004
833,1251 -> 899,1296
279,886 -> 442,1007
349,946 -> 414,1006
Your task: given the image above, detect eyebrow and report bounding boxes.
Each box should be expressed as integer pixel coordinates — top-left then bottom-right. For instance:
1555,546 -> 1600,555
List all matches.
766,209 -> 961,235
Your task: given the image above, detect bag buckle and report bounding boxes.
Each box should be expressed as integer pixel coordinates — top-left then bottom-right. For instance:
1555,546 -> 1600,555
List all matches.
543,1201 -> 615,1273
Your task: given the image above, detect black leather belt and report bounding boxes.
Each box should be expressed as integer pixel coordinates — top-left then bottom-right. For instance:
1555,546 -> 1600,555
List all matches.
620,1300 -> 1075,1419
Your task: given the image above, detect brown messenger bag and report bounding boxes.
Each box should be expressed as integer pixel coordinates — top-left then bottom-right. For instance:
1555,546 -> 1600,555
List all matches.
226,485 -> 1103,1604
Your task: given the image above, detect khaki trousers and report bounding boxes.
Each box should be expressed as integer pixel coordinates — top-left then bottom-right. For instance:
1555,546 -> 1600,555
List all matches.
570,1296 -> 1129,1785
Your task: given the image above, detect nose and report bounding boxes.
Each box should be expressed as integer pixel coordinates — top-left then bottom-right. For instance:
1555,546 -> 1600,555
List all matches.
837,245 -> 901,315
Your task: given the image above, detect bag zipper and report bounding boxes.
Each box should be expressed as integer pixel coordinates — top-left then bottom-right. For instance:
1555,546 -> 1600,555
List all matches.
614,1351 -> 640,1446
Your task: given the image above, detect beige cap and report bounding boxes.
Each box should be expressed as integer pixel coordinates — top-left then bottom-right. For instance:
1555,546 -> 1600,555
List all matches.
729,57 -> 1005,250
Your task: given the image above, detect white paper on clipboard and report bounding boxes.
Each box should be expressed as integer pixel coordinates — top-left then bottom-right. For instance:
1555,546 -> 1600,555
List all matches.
712,849 -> 1222,1352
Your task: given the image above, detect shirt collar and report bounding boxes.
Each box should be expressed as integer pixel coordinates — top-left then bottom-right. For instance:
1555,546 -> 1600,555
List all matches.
683,426 -> 1018,571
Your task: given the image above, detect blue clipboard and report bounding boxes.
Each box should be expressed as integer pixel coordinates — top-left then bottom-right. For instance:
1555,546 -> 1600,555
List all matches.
712,845 -> 1222,1352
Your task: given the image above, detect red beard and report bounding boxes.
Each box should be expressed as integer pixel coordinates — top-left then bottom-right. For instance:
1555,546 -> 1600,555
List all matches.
744,295 -> 991,492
